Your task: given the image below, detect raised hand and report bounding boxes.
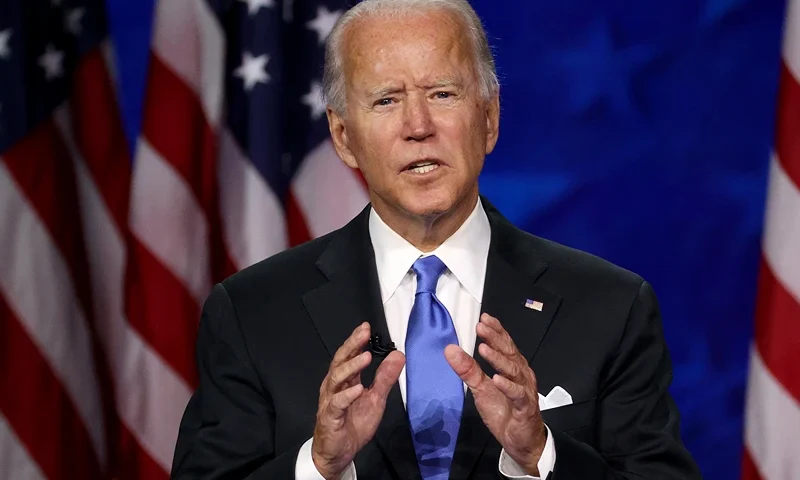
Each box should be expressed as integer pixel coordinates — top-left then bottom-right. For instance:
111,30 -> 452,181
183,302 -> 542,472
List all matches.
445,313 -> 547,476
311,322 -> 405,479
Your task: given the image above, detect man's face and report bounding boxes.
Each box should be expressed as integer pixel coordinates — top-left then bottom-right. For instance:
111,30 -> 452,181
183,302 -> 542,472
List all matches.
327,9 -> 500,221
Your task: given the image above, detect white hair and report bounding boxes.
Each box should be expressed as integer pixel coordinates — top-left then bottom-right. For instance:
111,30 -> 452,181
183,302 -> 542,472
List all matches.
322,0 -> 499,116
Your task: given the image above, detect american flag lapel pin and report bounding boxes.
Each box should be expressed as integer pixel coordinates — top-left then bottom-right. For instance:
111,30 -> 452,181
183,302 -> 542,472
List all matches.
524,299 -> 544,312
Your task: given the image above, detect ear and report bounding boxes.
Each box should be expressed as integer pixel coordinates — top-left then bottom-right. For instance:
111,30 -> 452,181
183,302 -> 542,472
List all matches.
484,92 -> 500,155
326,106 -> 359,169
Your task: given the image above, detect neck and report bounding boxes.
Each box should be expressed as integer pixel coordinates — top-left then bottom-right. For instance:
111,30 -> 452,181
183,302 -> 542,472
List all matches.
370,189 -> 479,253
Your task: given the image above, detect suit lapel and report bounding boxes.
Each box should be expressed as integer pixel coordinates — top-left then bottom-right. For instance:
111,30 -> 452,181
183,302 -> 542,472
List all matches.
450,200 -> 563,479
302,207 -> 421,480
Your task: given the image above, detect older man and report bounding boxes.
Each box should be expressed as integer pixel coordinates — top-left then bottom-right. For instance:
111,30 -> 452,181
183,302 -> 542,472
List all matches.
171,0 -> 701,479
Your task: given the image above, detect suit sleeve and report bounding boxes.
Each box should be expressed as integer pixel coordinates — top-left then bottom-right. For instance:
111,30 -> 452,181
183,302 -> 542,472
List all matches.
171,283 -> 297,479
549,281 -> 701,480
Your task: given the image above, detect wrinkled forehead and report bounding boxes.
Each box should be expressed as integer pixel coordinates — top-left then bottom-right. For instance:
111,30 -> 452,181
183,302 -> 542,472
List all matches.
341,9 -> 476,90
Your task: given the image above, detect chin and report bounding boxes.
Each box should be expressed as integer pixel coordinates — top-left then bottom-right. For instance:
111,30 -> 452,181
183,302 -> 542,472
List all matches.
399,191 -> 460,219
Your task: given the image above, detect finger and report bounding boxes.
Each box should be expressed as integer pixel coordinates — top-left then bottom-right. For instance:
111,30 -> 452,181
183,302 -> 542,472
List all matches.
479,313 -> 505,333
477,316 -> 517,356
480,313 -> 519,343
492,374 -> 530,412
368,351 -> 405,399
478,342 -> 527,385
331,322 -> 371,368
444,344 -> 491,392
326,383 -> 365,421
326,350 -> 371,393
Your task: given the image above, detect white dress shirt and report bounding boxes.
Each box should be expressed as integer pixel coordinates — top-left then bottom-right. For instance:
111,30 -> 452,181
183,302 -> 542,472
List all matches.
296,199 -> 556,479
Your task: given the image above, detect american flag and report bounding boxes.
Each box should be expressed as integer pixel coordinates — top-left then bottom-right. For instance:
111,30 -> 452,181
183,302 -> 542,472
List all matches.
741,0 -> 800,478
0,0 -> 368,477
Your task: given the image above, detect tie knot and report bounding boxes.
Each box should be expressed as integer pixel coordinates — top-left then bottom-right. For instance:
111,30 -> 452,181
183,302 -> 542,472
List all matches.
412,255 -> 447,294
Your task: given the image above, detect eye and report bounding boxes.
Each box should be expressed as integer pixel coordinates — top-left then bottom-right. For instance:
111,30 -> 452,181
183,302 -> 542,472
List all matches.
375,98 -> 394,106
434,91 -> 454,99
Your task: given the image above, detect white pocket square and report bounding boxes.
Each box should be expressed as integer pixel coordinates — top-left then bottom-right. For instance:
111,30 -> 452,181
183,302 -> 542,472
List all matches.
538,386 -> 573,411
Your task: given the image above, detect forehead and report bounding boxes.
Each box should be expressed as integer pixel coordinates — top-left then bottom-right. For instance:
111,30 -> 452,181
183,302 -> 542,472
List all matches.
342,9 -> 474,87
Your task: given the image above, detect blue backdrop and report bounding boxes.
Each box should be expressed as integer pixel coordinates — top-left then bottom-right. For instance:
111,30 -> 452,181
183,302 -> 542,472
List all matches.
106,0 -> 787,478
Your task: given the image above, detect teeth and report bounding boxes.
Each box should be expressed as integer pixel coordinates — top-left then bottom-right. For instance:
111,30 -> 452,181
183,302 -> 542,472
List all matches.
409,164 -> 438,174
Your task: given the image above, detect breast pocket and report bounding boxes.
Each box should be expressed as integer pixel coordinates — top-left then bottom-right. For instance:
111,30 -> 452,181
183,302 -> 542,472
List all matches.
540,397 -> 596,433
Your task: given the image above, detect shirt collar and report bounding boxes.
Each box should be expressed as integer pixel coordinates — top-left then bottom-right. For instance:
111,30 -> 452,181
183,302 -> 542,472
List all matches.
368,198 -> 491,304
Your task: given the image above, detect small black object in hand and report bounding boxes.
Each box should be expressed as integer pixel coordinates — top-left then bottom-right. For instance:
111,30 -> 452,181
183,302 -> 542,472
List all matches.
368,333 -> 396,357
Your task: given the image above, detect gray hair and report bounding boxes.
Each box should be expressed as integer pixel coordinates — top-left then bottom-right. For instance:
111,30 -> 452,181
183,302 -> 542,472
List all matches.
322,0 -> 499,116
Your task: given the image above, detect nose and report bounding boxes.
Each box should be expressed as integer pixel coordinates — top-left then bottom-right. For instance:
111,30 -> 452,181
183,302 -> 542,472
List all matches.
402,95 -> 435,142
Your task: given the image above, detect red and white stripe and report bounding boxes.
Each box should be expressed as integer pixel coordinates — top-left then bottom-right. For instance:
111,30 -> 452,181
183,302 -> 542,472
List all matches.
0,413 -> 46,480
122,0 -> 368,477
0,44 -> 124,479
0,0 -> 369,476
742,0 -> 800,478
124,1 -> 228,476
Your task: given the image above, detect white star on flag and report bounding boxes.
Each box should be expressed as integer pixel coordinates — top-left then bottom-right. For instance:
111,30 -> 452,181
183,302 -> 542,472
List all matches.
0,29 -> 11,60
307,6 -> 342,45
234,52 -> 270,91
66,8 -> 85,35
302,81 -> 327,120
237,0 -> 274,16
38,44 -> 65,80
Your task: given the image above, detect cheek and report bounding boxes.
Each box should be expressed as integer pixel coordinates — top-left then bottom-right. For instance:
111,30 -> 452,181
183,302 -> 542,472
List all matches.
469,117 -> 489,152
348,127 -> 395,183
442,115 -> 485,156
362,125 -> 401,167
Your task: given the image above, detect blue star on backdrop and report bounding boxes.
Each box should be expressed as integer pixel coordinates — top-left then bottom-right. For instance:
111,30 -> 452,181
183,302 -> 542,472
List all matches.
551,19 -> 661,117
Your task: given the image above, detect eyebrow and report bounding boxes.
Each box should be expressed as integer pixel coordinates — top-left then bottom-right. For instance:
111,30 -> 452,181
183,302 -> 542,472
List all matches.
421,78 -> 462,90
366,86 -> 405,99
365,78 -> 464,99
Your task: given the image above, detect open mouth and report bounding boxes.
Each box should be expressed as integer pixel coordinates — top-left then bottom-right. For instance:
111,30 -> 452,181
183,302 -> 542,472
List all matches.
405,160 -> 441,174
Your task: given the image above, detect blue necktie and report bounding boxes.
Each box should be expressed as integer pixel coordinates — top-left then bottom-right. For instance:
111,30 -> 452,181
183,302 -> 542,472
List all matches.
405,255 -> 464,480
